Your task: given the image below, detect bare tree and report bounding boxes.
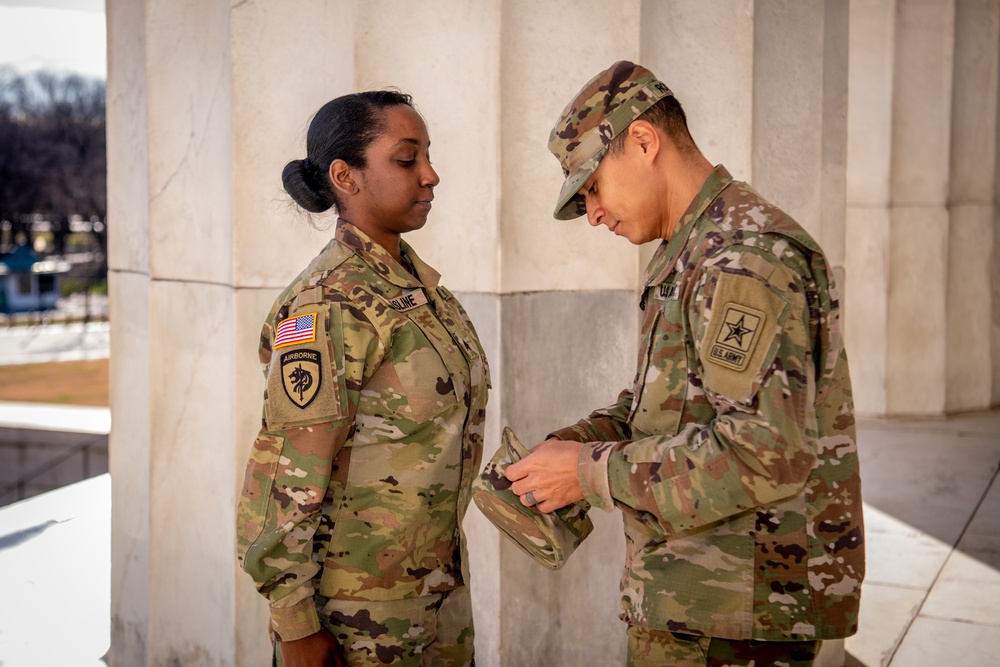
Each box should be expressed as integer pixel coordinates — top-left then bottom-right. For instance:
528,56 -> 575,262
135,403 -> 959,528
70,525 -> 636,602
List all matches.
0,68 -> 106,258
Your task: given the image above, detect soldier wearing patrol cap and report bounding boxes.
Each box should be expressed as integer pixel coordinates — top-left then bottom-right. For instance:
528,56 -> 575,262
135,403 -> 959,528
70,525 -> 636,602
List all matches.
237,91 -> 490,667
504,61 -> 865,666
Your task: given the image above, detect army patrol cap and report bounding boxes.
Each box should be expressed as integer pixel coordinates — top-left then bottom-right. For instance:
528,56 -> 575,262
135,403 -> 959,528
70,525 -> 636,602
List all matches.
548,60 -> 674,220
472,426 -> 593,570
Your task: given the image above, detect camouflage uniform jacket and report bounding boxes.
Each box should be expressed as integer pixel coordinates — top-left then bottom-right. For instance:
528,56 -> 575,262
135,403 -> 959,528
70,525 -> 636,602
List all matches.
550,166 -> 864,641
237,221 -> 490,641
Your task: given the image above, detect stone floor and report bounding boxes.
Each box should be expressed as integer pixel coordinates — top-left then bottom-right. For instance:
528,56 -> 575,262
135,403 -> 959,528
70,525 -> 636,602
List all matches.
0,406 -> 997,666
846,410 -> 1000,666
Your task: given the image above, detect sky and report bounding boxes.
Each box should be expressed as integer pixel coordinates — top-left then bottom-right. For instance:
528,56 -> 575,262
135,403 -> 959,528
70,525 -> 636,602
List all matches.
0,0 -> 106,79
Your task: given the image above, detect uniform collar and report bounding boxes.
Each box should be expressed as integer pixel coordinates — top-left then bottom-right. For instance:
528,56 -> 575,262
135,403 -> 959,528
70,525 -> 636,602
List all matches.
335,220 -> 440,290
642,164 -> 733,287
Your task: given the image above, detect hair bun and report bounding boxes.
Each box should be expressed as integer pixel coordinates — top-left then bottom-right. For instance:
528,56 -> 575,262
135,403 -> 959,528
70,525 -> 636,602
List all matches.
284,90 -> 414,215
282,158 -> 332,213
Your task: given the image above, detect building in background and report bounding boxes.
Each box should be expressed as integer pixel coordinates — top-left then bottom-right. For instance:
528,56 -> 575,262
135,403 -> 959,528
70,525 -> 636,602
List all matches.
0,245 -> 68,313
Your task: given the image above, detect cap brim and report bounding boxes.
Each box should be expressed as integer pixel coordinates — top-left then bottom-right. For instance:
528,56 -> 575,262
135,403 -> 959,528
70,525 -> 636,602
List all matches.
552,146 -> 607,220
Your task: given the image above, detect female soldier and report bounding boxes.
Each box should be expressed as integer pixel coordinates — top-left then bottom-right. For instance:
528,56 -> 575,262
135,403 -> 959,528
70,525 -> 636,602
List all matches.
237,91 -> 490,667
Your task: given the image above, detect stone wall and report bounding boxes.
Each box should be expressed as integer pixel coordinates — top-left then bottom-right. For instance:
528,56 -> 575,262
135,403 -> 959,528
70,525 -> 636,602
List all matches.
0,428 -> 108,506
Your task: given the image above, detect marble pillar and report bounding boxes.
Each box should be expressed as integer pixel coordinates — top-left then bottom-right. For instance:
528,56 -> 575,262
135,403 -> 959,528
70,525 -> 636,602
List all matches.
846,0 -> 999,416
946,0 -> 999,413
995,82 -> 1000,409
107,1 -> 353,665
106,0 -> 149,663
641,1 -> 755,181
141,2 -> 239,663
887,0 -> 955,416
846,0 -> 895,417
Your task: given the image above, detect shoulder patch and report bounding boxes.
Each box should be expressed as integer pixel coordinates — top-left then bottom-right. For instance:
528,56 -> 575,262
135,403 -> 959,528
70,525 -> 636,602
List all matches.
708,302 -> 765,371
274,312 -> 317,349
265,307 -> 344,427
700,271 -> 790,403
280,348 -> 322,408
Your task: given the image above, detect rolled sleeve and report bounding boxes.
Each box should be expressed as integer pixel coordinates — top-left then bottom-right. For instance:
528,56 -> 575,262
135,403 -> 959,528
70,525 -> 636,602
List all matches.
577,441 -> 618,512
549,423 -> 595,443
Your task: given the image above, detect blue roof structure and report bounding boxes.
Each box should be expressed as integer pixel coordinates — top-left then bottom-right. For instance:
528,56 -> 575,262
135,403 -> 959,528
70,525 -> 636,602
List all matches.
0,245 -> 40,273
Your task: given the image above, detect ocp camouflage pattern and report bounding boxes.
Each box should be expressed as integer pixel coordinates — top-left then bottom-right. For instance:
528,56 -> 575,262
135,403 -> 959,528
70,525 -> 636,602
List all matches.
472,426 -> 593,570
551,166 -> 864,641
273,588 -> 475,667
626,625 -> 820,667
237,220 -> 490,641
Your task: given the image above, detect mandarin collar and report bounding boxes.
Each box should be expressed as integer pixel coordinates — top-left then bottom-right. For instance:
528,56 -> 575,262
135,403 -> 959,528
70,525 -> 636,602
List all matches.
335,220 -> 438,289
641,164 -> 733,287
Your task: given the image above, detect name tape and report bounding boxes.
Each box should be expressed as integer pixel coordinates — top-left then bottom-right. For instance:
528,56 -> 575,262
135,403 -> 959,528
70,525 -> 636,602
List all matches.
388,289 -> 429,312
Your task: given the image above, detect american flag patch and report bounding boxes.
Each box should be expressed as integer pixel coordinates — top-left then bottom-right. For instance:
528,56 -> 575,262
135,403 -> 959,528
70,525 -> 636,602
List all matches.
274,312 -> 317,349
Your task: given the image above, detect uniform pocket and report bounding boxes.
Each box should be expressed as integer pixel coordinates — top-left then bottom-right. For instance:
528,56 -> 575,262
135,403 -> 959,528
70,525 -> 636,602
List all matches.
630,295 -> 687,438
236,432 -> 282,561
390,322 -> 459,423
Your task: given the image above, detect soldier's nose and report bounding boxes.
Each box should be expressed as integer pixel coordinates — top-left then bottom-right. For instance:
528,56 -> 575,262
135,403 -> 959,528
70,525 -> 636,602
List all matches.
587,203 -> 604,227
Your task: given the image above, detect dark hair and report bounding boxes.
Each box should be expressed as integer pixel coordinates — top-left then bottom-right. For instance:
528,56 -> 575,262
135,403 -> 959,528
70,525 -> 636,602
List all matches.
282,90 -> 414,213
608,95 -> 699,157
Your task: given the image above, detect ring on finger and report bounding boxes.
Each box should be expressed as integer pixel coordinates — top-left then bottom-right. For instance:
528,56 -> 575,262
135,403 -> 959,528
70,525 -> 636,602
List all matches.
524,490 -> 537,506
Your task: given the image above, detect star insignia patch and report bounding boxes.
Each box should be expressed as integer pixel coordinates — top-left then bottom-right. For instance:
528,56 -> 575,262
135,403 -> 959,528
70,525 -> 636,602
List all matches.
709,303 -> 765,372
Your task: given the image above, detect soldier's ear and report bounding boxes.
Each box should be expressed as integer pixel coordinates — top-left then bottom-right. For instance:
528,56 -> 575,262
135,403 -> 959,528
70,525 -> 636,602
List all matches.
329,159 -> 359,197
626,120 -> 660,163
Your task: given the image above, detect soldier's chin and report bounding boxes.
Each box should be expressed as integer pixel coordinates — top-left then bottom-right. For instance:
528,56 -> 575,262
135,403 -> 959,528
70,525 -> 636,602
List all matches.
404,215 -> 430,233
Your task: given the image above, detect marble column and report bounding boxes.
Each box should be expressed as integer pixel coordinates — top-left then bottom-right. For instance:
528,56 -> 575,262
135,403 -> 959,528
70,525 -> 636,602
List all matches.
107,1 -> 354,665
846,0 -> 999,416
887,0 -> 955,416
641,1 -> 755,180
142,3 -> 239,663
754,0 -> 849,286
642,0 -> 849,270
995,93 -> 1000,409
106,0 -> 149,663
845,0 -> 896,417
946,0 -> 999,413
